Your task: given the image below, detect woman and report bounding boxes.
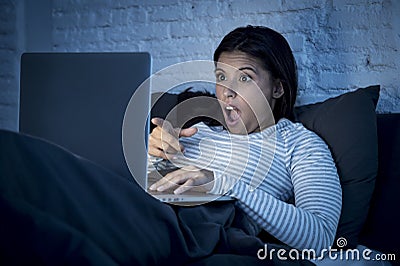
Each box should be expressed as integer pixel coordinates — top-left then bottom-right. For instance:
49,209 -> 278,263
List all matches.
0,26 -> 340,265
149,25 -> 342,254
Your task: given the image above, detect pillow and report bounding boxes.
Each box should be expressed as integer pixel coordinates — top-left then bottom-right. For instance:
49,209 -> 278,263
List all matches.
294,85 -> 380,249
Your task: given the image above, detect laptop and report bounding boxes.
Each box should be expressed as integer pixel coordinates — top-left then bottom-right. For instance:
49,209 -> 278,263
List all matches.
20,52 -> 151,180
20,52 -> 233,205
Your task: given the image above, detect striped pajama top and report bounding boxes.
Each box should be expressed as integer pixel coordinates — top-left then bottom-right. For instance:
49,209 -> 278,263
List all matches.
149,118 -> 342,253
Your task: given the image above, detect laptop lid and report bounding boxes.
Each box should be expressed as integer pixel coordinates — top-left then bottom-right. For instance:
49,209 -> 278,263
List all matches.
19,52 -> 151,179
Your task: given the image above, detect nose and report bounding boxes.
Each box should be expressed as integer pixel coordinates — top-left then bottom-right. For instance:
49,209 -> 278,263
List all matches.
223,87 -> 236,98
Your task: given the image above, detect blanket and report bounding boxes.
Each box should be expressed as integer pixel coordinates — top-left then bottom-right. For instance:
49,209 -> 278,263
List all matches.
0,129 -> 312,265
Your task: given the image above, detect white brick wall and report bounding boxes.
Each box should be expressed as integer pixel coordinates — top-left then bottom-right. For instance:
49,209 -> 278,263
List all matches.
1,0 -> 399,130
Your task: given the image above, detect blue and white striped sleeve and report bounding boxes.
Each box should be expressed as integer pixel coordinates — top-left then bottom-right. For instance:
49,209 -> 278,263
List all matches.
213,129 -> 342,253
285,131 -> 342,251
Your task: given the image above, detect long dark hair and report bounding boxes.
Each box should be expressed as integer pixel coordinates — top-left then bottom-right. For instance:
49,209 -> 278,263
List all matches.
213,25 -> 298,121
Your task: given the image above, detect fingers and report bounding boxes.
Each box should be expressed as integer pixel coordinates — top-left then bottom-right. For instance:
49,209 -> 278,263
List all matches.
149,130 -> 182,154
149,167 -> 214,194
149,168 -> 191,192
151,118 -> 179,139
179,127 -> 198,138
151,117 -> 164,128
147,143 -> 168,159
149,118 -> 183,158
149,118 -> 198,159
152,118 -> 197,138
174,178 -> 195,194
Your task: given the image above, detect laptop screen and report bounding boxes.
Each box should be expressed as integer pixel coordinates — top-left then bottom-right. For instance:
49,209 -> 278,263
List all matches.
19,52 -> 151,179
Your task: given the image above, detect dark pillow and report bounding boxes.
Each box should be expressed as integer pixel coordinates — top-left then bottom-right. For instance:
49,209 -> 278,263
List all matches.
294,85 -> 380,249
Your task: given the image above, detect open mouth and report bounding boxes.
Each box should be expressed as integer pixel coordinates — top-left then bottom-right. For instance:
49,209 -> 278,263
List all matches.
224,105 -> 241,126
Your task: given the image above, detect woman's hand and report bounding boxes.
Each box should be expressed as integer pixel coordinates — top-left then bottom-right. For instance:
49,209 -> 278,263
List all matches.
149,166 -> 214,194
148,118 -> 198,160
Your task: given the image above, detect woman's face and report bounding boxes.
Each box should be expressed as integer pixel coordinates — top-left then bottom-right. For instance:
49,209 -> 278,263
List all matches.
215,51 -> 284,135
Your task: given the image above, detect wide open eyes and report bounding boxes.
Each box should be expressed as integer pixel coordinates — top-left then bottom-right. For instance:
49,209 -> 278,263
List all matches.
216,73 -> 226,81
215,72 -> 252,83
239,74 -> 252,82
